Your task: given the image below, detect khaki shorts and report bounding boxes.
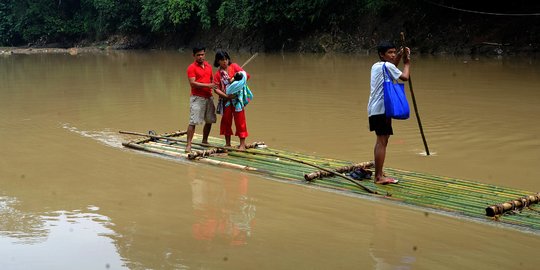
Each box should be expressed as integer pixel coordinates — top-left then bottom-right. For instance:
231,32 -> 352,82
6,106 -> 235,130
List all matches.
189,95 -> 216,125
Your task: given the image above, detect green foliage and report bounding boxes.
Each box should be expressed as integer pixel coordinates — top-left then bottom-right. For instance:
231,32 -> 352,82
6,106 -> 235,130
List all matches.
216,0 -> 252,29
11,1 -> 59,42
0,1 -> 15,45
140,0 -> 169,32
140,0 -> 212,33
0,0 -> 405,46
79,0 -> 141,39
215,0 -> 379,33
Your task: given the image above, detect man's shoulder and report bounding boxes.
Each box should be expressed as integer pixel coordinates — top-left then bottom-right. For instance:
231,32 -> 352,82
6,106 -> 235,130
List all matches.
372,61 -> 385,68
187,62 -> 197,70
371,61 -> 384,71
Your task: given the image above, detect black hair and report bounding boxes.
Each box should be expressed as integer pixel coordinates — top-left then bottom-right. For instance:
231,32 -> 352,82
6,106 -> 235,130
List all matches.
192,45 -> 206,54
377,41 -> 396,59
234,72 -> 243,81
213,50 -> 231,67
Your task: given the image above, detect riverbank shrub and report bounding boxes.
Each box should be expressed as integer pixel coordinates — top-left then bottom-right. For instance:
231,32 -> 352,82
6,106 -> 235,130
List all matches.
0,1 -> 538,54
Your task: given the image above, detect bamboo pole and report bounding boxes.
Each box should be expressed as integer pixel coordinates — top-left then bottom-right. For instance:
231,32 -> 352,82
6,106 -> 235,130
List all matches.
400,32 -> 430,155
187,142 -> 266,159
130,130 -> 188,144
485,193 -> 540,217
123,142 -> 258,171
119,130 -> 378,194
241,53 -> 259,68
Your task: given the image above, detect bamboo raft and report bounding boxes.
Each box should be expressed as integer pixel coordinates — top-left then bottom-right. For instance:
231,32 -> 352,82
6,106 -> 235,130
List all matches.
121,130 -> 540,232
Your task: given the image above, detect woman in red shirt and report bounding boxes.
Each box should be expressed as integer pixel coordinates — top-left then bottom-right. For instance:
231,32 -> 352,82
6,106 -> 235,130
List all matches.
213,50 -> 251,150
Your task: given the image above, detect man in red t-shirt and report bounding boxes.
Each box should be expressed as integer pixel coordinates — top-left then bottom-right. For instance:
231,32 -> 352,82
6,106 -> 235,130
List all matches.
185,46 -> 217,153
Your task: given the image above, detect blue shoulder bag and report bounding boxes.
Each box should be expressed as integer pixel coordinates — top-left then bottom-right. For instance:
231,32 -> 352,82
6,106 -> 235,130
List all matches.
383,63 -> 410,120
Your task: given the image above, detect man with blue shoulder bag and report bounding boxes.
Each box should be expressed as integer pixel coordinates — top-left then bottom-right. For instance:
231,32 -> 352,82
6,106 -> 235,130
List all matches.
366,41 -> 410,184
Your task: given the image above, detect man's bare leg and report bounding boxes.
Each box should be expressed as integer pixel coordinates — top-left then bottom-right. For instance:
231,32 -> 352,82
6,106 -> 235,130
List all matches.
224,135 -> 232,147
238,137 -> 246,150
186,124 -> 196,153
202,123 -> 212,144
374,135 -> 396,184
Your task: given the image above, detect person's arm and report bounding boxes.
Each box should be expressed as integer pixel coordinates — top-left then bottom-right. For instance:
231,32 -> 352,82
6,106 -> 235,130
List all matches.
393,47 -> 404,66
399,47 -> 411,81
214,83 -> 230,99
215,88 -> 231,99
212,72 -> 234,99
189,77 -> 215,89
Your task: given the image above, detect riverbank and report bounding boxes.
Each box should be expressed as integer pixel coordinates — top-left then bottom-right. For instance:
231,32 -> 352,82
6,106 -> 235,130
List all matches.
2,2 -> 538,57
0,47 -> 108,56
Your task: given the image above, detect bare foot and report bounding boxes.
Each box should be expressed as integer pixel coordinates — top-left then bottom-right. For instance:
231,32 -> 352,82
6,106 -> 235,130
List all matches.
238,145 -> 246,151
185,144 -> 192,153
375,177 -> 399,185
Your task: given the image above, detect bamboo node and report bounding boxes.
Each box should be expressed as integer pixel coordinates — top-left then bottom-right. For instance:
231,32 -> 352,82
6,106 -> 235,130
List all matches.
485,193 -> 540,217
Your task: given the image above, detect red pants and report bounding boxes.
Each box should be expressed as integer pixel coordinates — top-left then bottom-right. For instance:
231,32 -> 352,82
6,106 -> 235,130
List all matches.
220,106 -> 248,138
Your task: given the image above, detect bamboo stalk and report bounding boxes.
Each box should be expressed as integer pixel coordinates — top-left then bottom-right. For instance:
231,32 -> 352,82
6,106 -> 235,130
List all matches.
129,130 -> 188,144
400,32 -> 430,155
390,173 -> 521,200
390,168 -> 530,197
241,53 -> 259,68
187,142 -> 266,159
485,193 -> 540,217
123,142 -> 258,171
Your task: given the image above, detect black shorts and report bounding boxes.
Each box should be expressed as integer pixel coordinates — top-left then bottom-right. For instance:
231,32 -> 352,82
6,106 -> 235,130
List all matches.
369,114 -> 393,136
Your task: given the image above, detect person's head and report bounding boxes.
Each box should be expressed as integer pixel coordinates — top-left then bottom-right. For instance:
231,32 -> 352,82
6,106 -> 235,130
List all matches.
214,50 -> 231,68
234,72 -> 243,81
192,45 -> 206,64
377,41 -> 397,62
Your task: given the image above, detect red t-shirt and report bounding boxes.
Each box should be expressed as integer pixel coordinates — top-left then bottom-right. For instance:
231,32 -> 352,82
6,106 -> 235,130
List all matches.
187,61 -> 213,98
213,63 -> 251,91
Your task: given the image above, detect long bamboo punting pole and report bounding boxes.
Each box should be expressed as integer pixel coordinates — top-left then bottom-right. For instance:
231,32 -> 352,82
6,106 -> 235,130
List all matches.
241,53 -> 259,68
119,130 -> 378,194
400,32 -> 430,156
485,193 -> 540,217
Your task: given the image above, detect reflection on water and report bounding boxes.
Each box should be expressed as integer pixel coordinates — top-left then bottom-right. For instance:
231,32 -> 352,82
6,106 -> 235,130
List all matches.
0,197 -> 124,269
0,196 -> 47,244
369,205 -> 417,270
191,174 -> 256,247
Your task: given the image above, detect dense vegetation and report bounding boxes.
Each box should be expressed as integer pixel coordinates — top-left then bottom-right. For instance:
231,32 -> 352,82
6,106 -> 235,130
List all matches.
1,0 -> 539,54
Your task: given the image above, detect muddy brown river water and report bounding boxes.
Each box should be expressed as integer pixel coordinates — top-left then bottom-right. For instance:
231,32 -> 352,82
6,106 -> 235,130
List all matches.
0,51 -> 539,269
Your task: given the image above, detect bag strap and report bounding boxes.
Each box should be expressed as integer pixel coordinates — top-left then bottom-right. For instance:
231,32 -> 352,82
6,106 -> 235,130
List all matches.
382,62 -> 392,82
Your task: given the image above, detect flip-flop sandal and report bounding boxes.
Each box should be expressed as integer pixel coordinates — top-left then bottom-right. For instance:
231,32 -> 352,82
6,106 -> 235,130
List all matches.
375,178 -> 399,185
